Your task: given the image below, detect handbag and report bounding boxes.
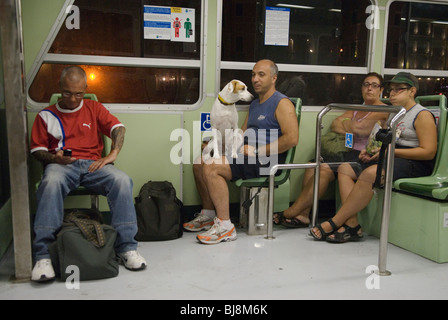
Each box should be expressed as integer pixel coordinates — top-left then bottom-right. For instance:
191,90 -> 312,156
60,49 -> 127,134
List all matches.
49,208 -> 119,281
320,131 -> 350,161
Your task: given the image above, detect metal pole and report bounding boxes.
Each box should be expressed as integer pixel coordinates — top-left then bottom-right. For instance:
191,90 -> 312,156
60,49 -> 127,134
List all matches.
0,0 -> 32,281
266,103 -> 405,277
377,110 -> 406,276
266,163 -> 317,239
311,106 -> 331,227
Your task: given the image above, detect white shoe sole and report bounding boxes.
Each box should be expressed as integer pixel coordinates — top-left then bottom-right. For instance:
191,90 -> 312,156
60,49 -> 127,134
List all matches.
183,223 -> 213,232
196,233 -> 237,245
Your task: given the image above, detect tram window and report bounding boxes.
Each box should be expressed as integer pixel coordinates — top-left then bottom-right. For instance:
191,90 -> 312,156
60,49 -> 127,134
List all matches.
385,1 -> 448,71
49,0 -> 201,60
221,70 -> 366,106
29,64 -> 200,105
222,0 -> 371,67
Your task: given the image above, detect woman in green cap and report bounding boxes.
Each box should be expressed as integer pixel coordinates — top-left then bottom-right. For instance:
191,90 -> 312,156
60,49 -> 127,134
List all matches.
310,72 -> 437,243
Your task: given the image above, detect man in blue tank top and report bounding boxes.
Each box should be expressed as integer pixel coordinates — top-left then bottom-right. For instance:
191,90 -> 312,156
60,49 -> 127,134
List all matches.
184,59 -> 299,245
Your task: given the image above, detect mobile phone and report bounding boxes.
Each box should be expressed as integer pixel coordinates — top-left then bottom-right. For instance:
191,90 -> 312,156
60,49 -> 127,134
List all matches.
63,149 -> 72,157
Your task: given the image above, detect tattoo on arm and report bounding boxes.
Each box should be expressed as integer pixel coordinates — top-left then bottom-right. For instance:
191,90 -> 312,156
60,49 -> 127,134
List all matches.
33,150 -> 56,165
111,126 -> 125,152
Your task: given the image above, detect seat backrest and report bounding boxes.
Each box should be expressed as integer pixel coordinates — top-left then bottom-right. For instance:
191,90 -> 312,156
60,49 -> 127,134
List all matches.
273,97 -> 302,185
415,95 -> 447,175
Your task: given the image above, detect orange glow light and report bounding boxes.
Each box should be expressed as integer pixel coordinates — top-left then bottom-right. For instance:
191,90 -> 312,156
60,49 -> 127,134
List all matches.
89,73 -> 96,81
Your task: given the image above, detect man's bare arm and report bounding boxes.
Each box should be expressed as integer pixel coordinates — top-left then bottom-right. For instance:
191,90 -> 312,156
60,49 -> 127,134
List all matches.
110,126 -> 126,154
33,150 -> 75,165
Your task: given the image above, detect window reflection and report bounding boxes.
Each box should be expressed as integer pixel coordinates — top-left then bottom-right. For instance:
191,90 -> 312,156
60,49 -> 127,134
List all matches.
221,70 -> 365,106
386,1 -> 448,70
29,64 -> 200,104
222,0 -> 371,67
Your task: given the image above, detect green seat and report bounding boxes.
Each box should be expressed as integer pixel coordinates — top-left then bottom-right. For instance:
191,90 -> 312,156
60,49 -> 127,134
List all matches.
394,95 -> 448,200
235,98 -> 302,231
38,93 -> 104,209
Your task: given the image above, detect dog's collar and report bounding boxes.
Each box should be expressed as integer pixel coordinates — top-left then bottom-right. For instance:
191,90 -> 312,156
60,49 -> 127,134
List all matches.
218,95 -> 233,106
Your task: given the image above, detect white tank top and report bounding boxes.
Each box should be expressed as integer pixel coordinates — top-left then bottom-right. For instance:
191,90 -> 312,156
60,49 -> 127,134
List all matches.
395,103 -> 434,148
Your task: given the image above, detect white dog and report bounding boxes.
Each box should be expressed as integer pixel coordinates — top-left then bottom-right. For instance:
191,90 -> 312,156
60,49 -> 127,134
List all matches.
203,80 -> 253,161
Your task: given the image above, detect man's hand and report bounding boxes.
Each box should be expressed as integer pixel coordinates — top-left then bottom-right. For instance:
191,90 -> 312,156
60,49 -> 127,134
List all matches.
240,144 -> 257,157
54,150 -> 77,165
88,150 -> 118,173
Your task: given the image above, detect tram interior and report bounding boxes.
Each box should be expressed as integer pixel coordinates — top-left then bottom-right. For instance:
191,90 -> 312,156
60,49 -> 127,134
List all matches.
1,0 -> 448,300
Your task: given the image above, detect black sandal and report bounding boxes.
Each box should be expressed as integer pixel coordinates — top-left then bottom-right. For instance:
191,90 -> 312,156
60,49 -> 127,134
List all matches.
310,219 -> 339,241
326,224 -> 363,243
281,217 -> 309,228
273,212 -> 285,225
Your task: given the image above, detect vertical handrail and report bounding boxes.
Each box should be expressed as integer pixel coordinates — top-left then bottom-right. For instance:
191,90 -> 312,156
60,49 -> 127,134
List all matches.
0,0 -> 32,281
377,110 -> 405,276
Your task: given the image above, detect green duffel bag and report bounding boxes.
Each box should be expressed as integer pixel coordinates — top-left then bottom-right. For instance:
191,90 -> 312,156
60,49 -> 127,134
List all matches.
49,209 -> 119,281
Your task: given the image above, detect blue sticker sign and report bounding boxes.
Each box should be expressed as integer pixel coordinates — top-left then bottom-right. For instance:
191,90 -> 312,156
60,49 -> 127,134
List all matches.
345,132 -> 353,148
201,113 -> 211,131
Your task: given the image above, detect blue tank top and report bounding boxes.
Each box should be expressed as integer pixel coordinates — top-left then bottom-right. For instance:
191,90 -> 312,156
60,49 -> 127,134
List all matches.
246,91 -> 286,147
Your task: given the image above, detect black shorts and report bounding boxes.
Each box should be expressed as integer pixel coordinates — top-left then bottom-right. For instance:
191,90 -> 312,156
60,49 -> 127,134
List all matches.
228,152 -> 287,182
318,150 -> 377,177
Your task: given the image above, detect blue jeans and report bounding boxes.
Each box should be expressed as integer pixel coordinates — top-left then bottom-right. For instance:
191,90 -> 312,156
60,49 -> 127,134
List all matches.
33,160 -> 138,261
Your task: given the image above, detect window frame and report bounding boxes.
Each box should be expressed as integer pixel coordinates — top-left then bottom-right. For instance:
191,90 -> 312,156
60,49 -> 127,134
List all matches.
216,0 -> 378,108
26,0 -> 208,112
382,0 -> 448,79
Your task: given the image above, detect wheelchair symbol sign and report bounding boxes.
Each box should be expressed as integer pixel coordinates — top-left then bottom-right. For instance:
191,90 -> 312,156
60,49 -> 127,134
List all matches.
201,113 -> 211,131
345,132 -> 353,148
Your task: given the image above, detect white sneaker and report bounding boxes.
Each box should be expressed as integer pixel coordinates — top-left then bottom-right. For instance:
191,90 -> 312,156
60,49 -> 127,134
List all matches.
31,259 -> 55,282
183,213 -> 214,232
196,218 -> 237,245
117,250 -> 147,271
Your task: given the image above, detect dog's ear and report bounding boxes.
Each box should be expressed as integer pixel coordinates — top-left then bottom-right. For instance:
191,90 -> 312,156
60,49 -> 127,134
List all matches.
227,81 -> 235,93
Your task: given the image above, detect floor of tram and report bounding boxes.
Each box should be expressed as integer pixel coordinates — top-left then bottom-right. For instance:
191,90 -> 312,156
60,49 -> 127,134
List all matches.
0,225 -> 447,300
